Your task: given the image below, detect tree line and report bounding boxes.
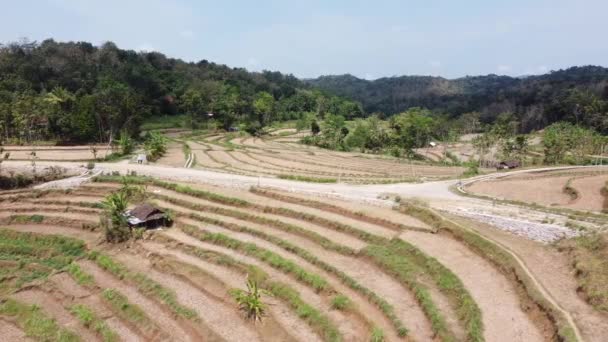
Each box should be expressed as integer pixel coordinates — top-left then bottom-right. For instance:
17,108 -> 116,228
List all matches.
0,39 -> 362,144
303,107 -> 607,167
307,67 -> 608,134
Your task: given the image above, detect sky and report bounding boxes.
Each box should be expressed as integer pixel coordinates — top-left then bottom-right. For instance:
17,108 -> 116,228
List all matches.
1,0 -> 606,80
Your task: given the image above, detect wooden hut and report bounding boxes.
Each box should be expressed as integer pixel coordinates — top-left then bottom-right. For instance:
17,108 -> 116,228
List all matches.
124,204 -> 170,229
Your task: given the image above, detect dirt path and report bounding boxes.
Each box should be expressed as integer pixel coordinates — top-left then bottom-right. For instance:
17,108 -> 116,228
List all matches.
112,252 -> 263,342
399,230 -> 545,341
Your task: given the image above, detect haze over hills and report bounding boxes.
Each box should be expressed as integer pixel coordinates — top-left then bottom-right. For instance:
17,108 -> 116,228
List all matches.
307,66 -> 608,132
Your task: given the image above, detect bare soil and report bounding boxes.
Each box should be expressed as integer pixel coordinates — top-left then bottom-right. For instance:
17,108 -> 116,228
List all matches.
445,214 -> 608,342
142,241 -> 323,342
112,251 -> 263,342
76,259 -> 194,341
155,143 -> 185,167
569,175 -> 608,211
162,229 -> 400,341
399,231 -> 545,341
0,319 -> 33,342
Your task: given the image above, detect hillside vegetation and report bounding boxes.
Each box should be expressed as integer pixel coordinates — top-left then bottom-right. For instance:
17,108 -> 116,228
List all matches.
307,67 -> 608,133
0,39 -> 361,144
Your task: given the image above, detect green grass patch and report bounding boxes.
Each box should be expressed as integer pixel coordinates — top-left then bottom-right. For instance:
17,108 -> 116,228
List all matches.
101,289 -> 163,337
267,282 -> 341,342
277,174 -> 338,183
330,295 -> 351,311
370,327 -> 385,342
140,114 -> 188,131
0,299 -> 80,341
0,229 -> 87,293
8,214 -> 45,224
66,263 -> 94,286
69,304 -> 118,342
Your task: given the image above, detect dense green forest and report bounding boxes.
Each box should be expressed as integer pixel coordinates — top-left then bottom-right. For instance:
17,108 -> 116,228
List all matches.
1,38 -> 607,147
0,39 -> 362,143
307,67 -> 608,133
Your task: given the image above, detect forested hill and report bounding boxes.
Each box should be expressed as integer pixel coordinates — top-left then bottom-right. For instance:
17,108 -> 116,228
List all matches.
0,39 -> 361,143
307,66 -> 608,133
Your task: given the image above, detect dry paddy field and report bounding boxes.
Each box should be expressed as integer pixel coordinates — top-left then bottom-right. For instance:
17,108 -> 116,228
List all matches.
158,131 -> 466,184
2,172 -> 606,342
2,145 -> 113,161
466,167 -> 608,213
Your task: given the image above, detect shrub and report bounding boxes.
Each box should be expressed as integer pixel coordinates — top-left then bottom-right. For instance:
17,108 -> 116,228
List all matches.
370,327 -> 385,342
461,162 -> 479,178
144,132 -> 168,161
330,295 -> 351,310
86,161 -> 95,170
101,192 -> 131,243
563,178 -> 579,201
231,278 -> 268,322
119,130 -> 134,155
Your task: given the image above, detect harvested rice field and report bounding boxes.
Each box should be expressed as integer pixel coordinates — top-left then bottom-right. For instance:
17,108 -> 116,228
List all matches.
153,131 -> 466,184
1,170 -> 606,342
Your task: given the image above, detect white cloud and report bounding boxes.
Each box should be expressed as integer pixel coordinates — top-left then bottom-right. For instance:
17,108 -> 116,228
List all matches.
497,65 -> 512,73
179,29 -> 194,39
537,65 -> 549,73
363,73 -> 375,80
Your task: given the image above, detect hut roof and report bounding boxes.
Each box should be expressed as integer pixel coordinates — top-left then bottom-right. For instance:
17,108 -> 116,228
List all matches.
499,160 -> 520,168
128,204 -> 163,221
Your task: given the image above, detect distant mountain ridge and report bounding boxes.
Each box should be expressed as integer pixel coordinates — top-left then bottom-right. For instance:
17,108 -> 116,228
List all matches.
307,66 -> 608,132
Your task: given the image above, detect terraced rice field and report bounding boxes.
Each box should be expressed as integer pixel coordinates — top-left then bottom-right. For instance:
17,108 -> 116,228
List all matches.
2,145 -> 114,161
2,174 -> 602,341
466,167 -> 608,212
165,131 -> 465,184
